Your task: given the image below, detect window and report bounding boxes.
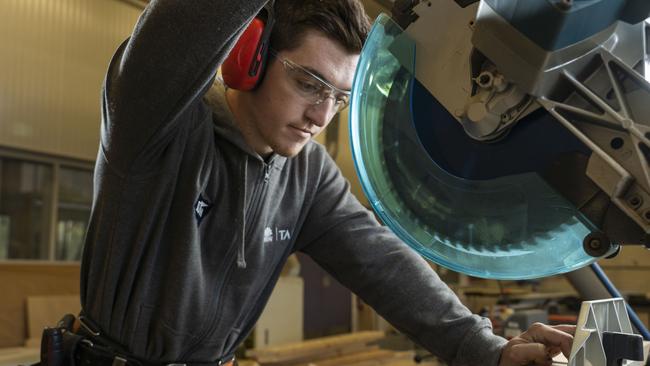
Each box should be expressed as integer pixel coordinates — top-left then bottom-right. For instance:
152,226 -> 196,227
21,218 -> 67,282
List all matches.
56,167 -> 93,261
0,215 -> 9,259
0,152 -> 93,262
0,159 -> 53,260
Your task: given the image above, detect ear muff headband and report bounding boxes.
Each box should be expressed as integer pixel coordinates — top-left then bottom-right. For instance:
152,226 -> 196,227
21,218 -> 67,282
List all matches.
222,3 -> 275,91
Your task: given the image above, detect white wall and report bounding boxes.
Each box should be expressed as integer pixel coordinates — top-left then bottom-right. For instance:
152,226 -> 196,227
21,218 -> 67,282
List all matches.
0,0 -> 142,161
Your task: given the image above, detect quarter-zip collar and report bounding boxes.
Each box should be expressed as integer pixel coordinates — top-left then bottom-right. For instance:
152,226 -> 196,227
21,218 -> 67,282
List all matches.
204,78 -> 287,269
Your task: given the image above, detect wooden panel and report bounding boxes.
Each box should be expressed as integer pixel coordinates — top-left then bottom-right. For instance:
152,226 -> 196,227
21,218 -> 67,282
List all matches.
0,263 -> 79,348
25,295 -> 80,347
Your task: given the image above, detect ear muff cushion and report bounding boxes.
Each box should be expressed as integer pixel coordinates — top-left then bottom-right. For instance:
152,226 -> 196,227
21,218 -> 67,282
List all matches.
222,18 -> 267,91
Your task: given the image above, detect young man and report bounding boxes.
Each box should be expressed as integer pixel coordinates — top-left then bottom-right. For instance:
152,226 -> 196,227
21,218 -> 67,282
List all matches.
79,0 -> 574,365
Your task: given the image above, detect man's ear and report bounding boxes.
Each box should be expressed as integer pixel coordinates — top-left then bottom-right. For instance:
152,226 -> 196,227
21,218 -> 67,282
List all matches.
222,3 -> 275,91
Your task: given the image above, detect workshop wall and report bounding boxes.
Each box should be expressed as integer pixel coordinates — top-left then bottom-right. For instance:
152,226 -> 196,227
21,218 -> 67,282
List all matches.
0,0 -> 388,163
0,0 -> 140,161
0,0 -> 139,348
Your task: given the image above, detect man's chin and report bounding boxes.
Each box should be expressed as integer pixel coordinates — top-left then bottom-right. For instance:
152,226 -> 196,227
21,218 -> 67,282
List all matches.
275,149 -> 302,158
273,142 -> 307,158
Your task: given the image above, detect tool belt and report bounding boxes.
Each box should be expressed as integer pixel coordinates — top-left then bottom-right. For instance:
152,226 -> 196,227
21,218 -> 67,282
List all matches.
37,313 -> 236,366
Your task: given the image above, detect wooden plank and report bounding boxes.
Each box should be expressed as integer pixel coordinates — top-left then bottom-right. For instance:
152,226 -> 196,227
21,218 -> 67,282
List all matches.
260,345 -> 381,366
255,350 -> 417,366
0,347 -> 40,366
236,360 -> 260,366
295,349 -> 395,366
247,331 -> 386,364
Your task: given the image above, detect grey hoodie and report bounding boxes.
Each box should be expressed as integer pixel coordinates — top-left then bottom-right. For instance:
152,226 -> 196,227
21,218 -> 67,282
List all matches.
80,0 -> 507,364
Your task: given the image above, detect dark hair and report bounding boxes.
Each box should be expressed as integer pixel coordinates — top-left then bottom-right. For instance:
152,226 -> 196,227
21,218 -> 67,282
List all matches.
270,0 -> 371,54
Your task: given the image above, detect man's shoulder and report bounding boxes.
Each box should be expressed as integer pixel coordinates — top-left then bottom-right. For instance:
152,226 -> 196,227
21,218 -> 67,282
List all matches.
286,141 -> 345,187
302,140 -> 326,155
295,140 -> 336,167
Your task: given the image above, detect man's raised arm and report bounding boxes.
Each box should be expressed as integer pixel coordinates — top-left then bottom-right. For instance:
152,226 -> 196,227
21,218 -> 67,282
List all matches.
101,0 -> 267,169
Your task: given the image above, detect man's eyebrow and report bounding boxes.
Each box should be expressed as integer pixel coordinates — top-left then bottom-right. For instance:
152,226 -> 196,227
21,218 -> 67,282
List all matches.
302,65 -> 352,92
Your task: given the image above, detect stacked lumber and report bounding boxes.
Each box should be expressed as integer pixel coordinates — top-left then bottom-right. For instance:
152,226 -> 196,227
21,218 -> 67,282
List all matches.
245,331 -> 418,366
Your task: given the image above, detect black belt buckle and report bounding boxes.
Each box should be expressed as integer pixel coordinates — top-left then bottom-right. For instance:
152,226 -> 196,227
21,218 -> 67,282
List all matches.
78,315 -> 101,337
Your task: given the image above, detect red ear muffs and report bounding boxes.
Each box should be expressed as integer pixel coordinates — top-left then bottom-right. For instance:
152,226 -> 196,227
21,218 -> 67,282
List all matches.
222,4 -> 275,91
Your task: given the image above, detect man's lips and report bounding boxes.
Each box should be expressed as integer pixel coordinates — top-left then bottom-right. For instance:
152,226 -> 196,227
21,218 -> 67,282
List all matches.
289,125 -> 316,137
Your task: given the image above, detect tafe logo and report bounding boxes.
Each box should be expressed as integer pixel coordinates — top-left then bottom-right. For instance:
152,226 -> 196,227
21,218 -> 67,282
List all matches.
264,227 -> 292,243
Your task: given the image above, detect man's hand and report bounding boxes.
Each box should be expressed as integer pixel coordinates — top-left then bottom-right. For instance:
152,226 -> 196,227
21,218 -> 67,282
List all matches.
499,323 -> 576,366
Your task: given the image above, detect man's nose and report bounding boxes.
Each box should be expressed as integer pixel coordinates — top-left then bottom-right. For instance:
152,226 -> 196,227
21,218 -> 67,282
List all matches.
306,97 -> 337,127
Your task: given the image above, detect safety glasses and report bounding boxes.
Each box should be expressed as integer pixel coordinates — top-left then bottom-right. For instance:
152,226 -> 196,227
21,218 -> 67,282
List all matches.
270,49 -> 351,113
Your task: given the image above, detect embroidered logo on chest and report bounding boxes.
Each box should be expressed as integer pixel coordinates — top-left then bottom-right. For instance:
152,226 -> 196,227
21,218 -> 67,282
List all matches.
263,226 -> 292,243
194,196 -> 212,225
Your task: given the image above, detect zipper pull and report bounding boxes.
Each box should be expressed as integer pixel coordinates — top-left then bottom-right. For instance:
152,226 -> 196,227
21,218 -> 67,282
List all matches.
264,164 -> 271,183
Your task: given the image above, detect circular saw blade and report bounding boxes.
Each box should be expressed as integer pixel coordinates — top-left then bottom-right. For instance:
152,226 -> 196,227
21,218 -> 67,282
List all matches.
349,14 -> 605,279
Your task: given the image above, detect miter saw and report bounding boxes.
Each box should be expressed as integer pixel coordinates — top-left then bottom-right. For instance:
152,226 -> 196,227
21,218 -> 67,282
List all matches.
348,0 -> 650,364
